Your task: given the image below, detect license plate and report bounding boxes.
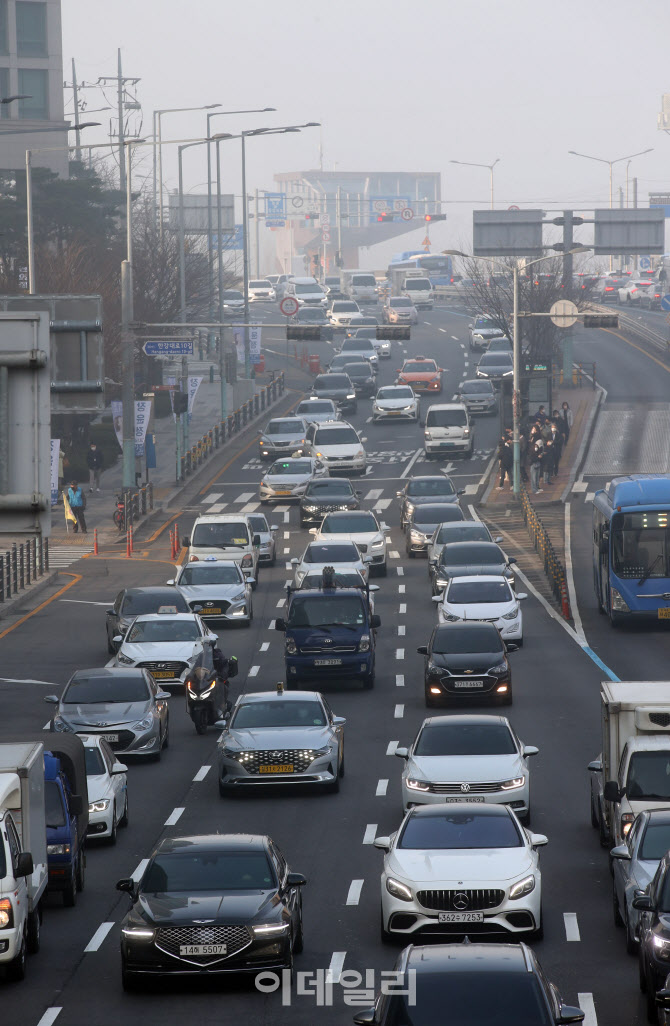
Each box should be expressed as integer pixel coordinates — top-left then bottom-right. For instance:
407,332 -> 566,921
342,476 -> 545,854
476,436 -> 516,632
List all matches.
259,764 -> 294,773
445,796 -> 485,803
453,680 -> 484,688
275,490 -> 292,496
659,608 -> 670,619
314,658 -> 342,666
179,944 -> 227,956
439,442 -> 454,447
99,733 -> 119,742
151,670 -> 174,679
203,608 -> 222,615
438,912 -> 484,923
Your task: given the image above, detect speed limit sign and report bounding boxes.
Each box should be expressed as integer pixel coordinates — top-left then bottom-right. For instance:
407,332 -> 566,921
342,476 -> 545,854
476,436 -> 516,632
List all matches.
280,296 -> 299,317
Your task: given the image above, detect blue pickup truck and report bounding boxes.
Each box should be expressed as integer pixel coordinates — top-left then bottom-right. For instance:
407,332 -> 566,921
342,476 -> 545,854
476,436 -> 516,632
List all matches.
276,575 -> 380,689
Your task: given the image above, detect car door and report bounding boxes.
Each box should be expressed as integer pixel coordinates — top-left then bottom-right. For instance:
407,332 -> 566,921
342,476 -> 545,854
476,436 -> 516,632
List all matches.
101,739 -> 124,823
5,814 -> 27,916
107,590 -> 124,642
146,672 -> 167,736
615,811 -> 640,915
322,696 -> 343,760
271,843 -> 300,934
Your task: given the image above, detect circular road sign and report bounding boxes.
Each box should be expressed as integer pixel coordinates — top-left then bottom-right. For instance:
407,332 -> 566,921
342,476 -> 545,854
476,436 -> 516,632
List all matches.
508,204 -> 520,211
549,299 -> 578,328
322,231 -> 331,242
401,207 -> 414,221
280,296 -> 299,317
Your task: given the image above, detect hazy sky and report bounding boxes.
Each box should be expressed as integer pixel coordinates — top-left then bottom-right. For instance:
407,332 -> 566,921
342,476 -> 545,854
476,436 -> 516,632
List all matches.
62,0 -> 670,256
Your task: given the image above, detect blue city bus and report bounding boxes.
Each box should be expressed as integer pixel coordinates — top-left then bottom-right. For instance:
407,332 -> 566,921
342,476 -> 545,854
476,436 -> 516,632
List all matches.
388,253 -> 454,286
593,475 -> 670,625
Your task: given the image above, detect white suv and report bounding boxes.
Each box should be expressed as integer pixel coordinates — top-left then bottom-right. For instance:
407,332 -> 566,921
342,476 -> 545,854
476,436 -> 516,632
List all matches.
424,403 -> 474,459
304,420 -> 366,475
329,299 -> 361,328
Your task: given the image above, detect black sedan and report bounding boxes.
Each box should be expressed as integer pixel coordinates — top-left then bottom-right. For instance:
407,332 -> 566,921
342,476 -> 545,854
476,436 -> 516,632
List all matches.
117,833 -> 306,989
299,477 -> 361,527
106,587 -> 189,654
430,540 -> 516,594
635,851 -> 670,1021
417,621 -> 516,707
311,372 -> 357,413
343,361 -> 376,398
397,476 -> 464,531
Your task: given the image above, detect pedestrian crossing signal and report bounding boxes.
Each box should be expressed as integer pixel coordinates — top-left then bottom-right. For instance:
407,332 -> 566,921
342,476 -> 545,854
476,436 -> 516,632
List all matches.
582,314 -> 618,328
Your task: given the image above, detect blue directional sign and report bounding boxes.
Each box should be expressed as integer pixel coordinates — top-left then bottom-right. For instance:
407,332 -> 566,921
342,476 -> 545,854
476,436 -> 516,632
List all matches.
660,294 -> 670,312
143,340 -> 194,356
265,191 -> 286,228
211,226 -> 244,250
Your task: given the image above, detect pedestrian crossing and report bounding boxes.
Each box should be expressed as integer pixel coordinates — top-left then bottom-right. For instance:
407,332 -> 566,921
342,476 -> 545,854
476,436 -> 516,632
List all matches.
48,545 -> 94,569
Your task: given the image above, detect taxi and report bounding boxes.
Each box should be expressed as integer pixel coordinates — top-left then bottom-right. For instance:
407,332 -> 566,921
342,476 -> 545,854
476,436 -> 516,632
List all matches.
396,356 -> 444,394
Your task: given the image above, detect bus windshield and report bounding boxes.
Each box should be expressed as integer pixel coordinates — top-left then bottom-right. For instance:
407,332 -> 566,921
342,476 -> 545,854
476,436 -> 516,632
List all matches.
611,512 -> 670,579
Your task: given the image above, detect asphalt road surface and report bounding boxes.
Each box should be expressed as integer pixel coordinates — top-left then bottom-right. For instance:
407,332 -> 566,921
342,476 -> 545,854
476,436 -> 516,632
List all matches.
1,301 -> 665,1025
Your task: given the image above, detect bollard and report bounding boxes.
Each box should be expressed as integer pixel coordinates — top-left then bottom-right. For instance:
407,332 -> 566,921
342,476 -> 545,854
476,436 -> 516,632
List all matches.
26,542 -> 31,585
148,481 -> 154,511
561,580 -> 571,620
19,544 -> 24,590
12,544 -> 17,593
44,539 -> 49,573
141,486 -> 147,515
126,526 -> 132,559
94,527 -> 99,556
0,557 -> 4,602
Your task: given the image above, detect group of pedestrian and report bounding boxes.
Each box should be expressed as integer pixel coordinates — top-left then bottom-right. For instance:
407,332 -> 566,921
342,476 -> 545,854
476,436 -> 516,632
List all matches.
497,401 -> 573,495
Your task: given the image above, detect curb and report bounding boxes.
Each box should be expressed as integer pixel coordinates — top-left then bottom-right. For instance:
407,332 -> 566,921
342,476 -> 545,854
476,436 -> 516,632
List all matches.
560,383 -> 606,503
0,569 -> 60,621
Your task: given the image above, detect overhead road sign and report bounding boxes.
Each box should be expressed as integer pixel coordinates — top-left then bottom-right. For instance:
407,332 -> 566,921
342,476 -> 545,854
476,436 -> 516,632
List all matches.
550,299 -> 579,328
473,209 -> 544,256
593,209 -> 665,255
265,192 -> 286,228
280,296 -> 299,317
143,340 -> 194,356
286,195 -> 321,219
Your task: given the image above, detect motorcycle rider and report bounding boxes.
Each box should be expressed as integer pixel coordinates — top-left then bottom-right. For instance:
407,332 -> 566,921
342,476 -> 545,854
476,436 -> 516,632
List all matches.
184,646 -> 235,721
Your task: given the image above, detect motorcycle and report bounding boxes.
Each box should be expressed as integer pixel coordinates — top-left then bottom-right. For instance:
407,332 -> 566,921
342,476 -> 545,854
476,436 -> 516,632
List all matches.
184,656 -> 238,735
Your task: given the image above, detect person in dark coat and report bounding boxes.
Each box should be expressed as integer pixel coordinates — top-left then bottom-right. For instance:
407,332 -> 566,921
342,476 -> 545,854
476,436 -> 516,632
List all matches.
497,436 -> 513,488
87,443 -> 104,492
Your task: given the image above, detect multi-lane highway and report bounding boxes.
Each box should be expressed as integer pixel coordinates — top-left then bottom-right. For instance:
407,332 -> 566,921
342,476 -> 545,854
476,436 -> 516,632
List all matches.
2,301 -> 669,1025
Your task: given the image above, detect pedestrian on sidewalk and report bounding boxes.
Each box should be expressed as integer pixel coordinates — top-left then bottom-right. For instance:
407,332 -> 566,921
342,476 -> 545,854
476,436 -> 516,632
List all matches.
529,440 -> 544,494
87,443 -> 103,492
519,430 -> 529,482
535,405 -> 548,425
545,438 -> 560,484
497,436 -> 513,488
561,401 -> 573,441
549,421 -> 563,465
67,481 -> 87,533
57,447 -> 68,498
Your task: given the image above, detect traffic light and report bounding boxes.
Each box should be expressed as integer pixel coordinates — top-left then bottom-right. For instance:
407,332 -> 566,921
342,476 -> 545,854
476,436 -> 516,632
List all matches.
377,213 -> 394,222
305,213 -> 319,220
424,213 -> 446,222
582,314 -> 619,329
173,391 -> 188,414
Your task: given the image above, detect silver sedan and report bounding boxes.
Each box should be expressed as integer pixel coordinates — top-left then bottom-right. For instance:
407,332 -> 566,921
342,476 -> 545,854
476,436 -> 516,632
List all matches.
217,686 -> 346,794
169,559 -> 253,627
259,456 -> 328,503
612,809 -> 670,954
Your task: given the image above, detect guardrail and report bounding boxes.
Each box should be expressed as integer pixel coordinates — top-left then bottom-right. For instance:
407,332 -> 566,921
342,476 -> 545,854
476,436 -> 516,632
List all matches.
519,484 -> 571,620
592,303 -> 668,354
0,536 -> 50,602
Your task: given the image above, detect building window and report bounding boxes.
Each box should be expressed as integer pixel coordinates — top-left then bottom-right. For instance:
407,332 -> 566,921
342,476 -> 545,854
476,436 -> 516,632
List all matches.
18,69 -> 48,120
0,67 -> 9,116
16,2 -> 47,58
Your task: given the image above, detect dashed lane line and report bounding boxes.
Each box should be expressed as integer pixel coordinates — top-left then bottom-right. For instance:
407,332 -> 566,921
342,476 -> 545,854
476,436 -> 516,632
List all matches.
386,741 -> 399,755
376,779 -> 389,796
398,625 -> 405,636
577,994 -> 597,1026
564,912 -> 580,941
249,665 -> 260,676
36,1011 -> 63,1026
399,603 -> 407,614
131,859 -> 149,882
326,951 -> 346,985
394,704 -> 404,718
396,675 -> 405,687
84,922 -> 115,952
260,642 -> 269,652
165,807 -> 185,827
398,584 -> 405,593
397,566 -> 404,576
193,765 -> 211,782
396,648 -> 404,659
346,880 -> 364,905
234,492 -> 254,503
363,824 -> 378,844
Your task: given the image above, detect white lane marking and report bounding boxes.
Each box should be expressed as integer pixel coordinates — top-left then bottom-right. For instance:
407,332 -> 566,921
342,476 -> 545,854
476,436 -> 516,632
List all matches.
577,994 -> 597,1026
42,720 -> 50,729
60,599 -> 114,606
397,566 -> 404,576
285,563 -> 293,570
193,765 -> 211,782
363,824 -> 378,844
36,1011 -> 63,1026
585,491 -> 595,502
283,530 -> 290,539
326,951 -> 346,985
269,619 -> 276,629
374,498 -> 392,510
439,327 -> 447,333
398,584 -> 406,593
131,858 -> 149,882
260,642 -> 269,652
400,447 -> 423,479
365,416 -> 372,423
453,336 -> 460,341
396,674 -> 405,687
206,502 -> 227,513
564,504 -> 586,644
85,922 -> 115,952
398,625 -> 406,636
390,550 -> 400,559
165,807 -> 185,827
396,648 -> 405,659
376,779 -> 389,796
394,704 -> 405,718
564,912 -> 580,941
463,361 -> 469,368
276,598 -> 285,607
386,741 -> 398,755
346,880 -> 364,905
1,677 -> 59,686
572,480 -> 588,493
249,665 -> 260,676
240,502 -> 260,513
274,504 -> 290,512
234,492 -> 254,503
423,320 -> 431,325
283,547 -> 290,554
399,603 -> 407,613
284,511 -> 290,523
463,483 -> 478,494
203,493 -> 223,503
365,488 -> 383,500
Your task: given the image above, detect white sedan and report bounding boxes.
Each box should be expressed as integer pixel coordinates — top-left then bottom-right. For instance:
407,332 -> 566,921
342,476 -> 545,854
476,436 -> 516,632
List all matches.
375,803 -> 547,941
81,735 -> 128,844
259,456 -> 328,504
395,714 -> 538,822
110,611 -> 218,685
434,575 -> 526,643
291,540 -> 369,588
372,385 -> 419,422
309,509 -> 389,575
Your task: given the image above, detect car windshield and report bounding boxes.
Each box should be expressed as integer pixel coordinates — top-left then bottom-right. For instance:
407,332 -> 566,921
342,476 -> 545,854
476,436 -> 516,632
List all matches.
413,506 -> 450,525
435,524 -> 489,544
640,821 -> 670,860
333,302 -> 358,312
265,420 -> 304,435
314,427 -> 359,446
432,625 -> 502,654
295,283 -> 322,294
426,409 -> 467,428
223,290 -> 243,300
321,513 -> 377,533
287,594 -> 365,627
305,480 -> 354,497
126,620 -> 199,644
447,580 -> 513,604
354,328 -> 377,338
192,522 -> 250,547
353,274 -> 375,286
231,699 -> 327,728
415,722 -> 516,757
611,512 -> 670,579
461,380 -> 494,395
390,298 -> 412,307
44,780 -> 66,828
121,591 -> 188,615
480,353 -> 512,367
474,317 -> 498,330
441,543 -> 502,566
405,279 -> 431,290
178,565 -> 242,585
298,310 -> 325,322
249,280 -> 271,288
314,375 -> 350,391
63,674 -> 150,704
303,542 -> 359,563
383,974 -> 553,1026
268,460 -> 311,476
403,361 -> 438,374
408,479 -> 455,497
143,851 -> 275,893
399,809 -> 522,850
378,387 -> 414,400
297,401 -> 333,415
84,747 -> 106,775
342,339 -> 374,352
344,364 -> 372,378
247,516 -> 269,534
626,751 -> 670,801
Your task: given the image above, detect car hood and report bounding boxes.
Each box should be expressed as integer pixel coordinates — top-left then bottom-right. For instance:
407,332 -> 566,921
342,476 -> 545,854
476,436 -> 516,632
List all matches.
302,493 -> 356,506
472,328 -> 504,339
375,397 -> 416,409
409,494 -> 458,506
316,444 -> 361,457
224,726 -> 331,750
317,530 -> 383,547
339,349 -> 376,361
461,390 -> 495,401
442,600 -> 516,620
409,523 -> 441,537
262,474 -> 311,487
298,559 -> 366,575
313,388 -> 351,398
118,640 -> 203,662
388,847 -> 533,885
176,584 -> 246,602
438,562 -> 507,578
60,700 -> 151,726
407,754 -> 523,783
138,890 -> 275,925
399,372 -> 439,381
87,772 -> 116,802
261,435 -> 305,445
429,650 -> 504,672
478,362 -> 513,374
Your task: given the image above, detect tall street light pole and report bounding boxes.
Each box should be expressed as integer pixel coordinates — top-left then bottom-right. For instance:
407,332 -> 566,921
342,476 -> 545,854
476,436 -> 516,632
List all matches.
450,158 -> 500,209
153,104 -> 221,237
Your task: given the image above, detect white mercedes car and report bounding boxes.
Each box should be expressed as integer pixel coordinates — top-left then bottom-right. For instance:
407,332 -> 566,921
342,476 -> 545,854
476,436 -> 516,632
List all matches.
259,456 -> 328,503
395,714 -> 538,822
372,385 -> 419,422
434,575 -> 526,643
375,803 -> 547,941
291,540 -> 369,588
82,734 -> 128,843
309,509 -> 389,575
110,610 -> 218,685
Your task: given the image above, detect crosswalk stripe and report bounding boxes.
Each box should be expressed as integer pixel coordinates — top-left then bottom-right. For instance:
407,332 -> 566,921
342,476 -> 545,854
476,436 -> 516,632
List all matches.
203,493 -> 224,503
48,547 -> 93,568
365,489 -> 383,500
234,492 -> 254,503
240,502 -> 260,513
205,503 -> 227,513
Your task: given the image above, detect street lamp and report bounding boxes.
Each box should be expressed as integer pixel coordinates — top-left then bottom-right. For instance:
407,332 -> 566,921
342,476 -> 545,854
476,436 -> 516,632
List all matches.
153,104 -> 221,236
444,246 -> 591,496
450,158 -> 500,209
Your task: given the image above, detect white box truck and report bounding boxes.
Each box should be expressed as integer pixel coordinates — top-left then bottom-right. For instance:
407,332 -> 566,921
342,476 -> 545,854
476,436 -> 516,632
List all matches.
588,681 -> 670,847
0,741 -> 47,980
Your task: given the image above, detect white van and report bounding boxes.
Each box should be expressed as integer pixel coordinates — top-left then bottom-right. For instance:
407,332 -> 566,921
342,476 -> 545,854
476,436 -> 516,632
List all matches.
183,514 -> 261,585
402,277 -> 434,309
424,403 -> 474,459
287,277 -> 327,309
348,272 -> 377,305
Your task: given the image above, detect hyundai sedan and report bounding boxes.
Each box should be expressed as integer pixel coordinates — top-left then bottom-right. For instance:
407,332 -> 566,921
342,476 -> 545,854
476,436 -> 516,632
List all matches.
110,612 -> 219,685
259,456 -> 328,503
310,509 -> 389,575
169,558 -> 254,626
258,417 -> 310,461
291,540 -> 369,587
372,385 -> 419,422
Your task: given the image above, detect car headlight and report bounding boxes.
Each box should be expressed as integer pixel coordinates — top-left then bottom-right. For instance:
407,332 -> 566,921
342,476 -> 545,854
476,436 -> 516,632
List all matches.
0,899 -> 13,929
405,502 -> 415,514
653,934 -> 670,960
241,554 -> 253,568
372,537 -> 385,548
355,449 -> 364,458
500,776 -> 525,791
346,394 -> 356,400
52,716 -> 72,732
295,570 -> 306,584
286,637 -> 298,655
489,662 -> 508,675
509,875 -> 535,900
406,779 -> 430,791
121,927 -> 155,940
117,652 -> 134,666
253,923 -> 290,936
621,813 -> 635,836
134,715 -> 154,731
424,431 -> 432,439
89,798 -> 111,813
502,606 -> 520,621
220,746 -> 240,759
426,661 -> 442,676
47,844 -> 71,855
443,613 -> 460,622
386,877 -> 413,902
611,588 -> 630,612
303,505 -> 318,513
462,428 -> 471,436
410,530 -> 424,541
358,634 -> 371,652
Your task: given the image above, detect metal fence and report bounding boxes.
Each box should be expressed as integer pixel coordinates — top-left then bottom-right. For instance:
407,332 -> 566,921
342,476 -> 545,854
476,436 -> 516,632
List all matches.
551,361 -> 597,390
519,484 -> 571,620
0,535 -> 50,603
592,303 -> 668,354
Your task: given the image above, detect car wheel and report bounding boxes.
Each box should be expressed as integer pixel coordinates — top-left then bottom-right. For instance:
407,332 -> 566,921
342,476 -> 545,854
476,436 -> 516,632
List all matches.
516,637 -> 524,648
107,804 -> 118,846
293,906 -> 304,954
63,866 -> 77,907
464,448 -> 473,460
375,562 -> 387,577
520,808 -> 531,827
119,790 -> 129,828
27,906 -> 41,954
501,689 -> 513,706
76,850 -> 85,892
6,927 -> 27,981
361,671 -> 375,690
251,576 -> 258,591
613,879 -> 623,927
599,808 -> 610,848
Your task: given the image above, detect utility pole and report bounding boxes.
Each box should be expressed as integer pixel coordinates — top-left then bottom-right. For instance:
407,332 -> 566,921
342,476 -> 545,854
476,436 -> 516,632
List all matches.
336,185 -> 342,267
633,177 -> 639,272
71,59 -> 81,163
561,211 -> 574,385
255,188 -> 260,277
97,50 -> 140,194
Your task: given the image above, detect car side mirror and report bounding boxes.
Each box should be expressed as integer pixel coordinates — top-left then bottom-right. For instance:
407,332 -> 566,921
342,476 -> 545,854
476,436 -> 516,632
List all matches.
495,536 -> 503,543
270,525 -> 279,531
395,747 -> 409,759
44,694 -> 58,704
181,536 -> 190,548
166,579 -> 175,586
457,489 -> 465,496
556,1005 -> 585,1025
603,780 -> 621,803
253,534 -> 261,546
333,715 -> 346,726
517,592 -> 528,601
523,746 -> 539,757
587,759 -> 602,773
193,604 -> 203,613
156,690 -> 171,700
113,635 -> 123,643
286,872 -> 307,888
610,844 -> 631,861
508,556 -> 517,564
431,596 -> 442,603
416,645 -> 428,654
227,656 -> 239,679
355,491 -> 362,497
112,762 -> 128,775
290,558 -> 299,565
16,851 -> 33,878
373,837 -> 391,853
370,614 -> 381,629
70,794 -> 83,816
656,989 -> 670,1010
309,528 -> 317,535
530,833 -> 548,848
106,608 -> 115,616
633,891 -> 653,911
116,878 -> 137,896
506,642 -> 519,652
353,1011 -> 378,1026
275,618 -> 286,631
